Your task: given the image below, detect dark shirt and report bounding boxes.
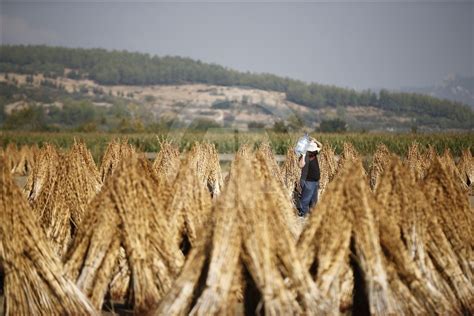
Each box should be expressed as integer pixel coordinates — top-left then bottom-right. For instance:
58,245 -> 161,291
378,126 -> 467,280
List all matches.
301,154 -> 320,182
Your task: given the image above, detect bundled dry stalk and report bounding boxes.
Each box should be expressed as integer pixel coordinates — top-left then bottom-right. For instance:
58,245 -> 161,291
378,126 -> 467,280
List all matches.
2,143 -> 19,174
375,157 -> 462,314
165,149 -> 214,250
338,162 -> 401,315
423,159 -> 474,286
6,145 -> 36,176
256,142 -> 286,189
318,144 -> 338,197
254,146 -> 300,238
0,159 -> 97,315
153,139 -> 181,184
438,148 -> 470,192
99,138 -> 136,182
456,148 -> 473,194
188,142 -> 224,198
29,141 -> 102,257
369,144 -> 391,191
337,142 -> 366,178
405,142 -> 428,181
152,152 -> 329,316
24,144 -> 60,202
65,156 -> 184,314
62,140 -> 102,226
298,166 -> 354,314
280,148 -> 301,199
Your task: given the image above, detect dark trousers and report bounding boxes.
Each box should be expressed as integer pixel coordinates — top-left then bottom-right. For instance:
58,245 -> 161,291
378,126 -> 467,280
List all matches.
298,180 -> 319,216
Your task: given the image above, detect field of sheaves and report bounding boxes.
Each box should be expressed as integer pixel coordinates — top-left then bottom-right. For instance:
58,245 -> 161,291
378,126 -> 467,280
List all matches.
0,139 -> 473,315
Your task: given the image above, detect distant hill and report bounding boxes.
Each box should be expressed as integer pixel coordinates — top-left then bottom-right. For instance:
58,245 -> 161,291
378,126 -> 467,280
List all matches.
402,75 -> 474,109
0,45 -> 473,131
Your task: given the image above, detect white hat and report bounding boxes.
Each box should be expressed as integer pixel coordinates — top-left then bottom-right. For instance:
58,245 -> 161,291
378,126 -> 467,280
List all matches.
307,141 -> 321,152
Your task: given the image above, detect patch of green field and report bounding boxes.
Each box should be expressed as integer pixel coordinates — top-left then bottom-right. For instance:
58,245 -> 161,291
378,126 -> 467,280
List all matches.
1,131 -> 472,163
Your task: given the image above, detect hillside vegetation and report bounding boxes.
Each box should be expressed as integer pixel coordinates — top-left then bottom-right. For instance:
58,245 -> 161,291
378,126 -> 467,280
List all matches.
0,45 -> 473,130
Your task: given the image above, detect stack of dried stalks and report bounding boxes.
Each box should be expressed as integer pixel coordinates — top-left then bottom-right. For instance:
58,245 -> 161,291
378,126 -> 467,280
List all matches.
99,138 -> 136,182
152,152 -> 329,315
335,162 -> 402,315
318,144 -> 338,197
153,139 -> 181,184
29,141 -> 102,256
298,163 -> 354,314
375,157 -> 463,314
280,148 -> 301,199
0,159 -> 97,315
254,144 -> 299,238
337,142 -> 361,170
438,149 -> 470,192
256,142 -> 286,189
2,143 -> 19,174
65,156 -> 184,314
191,142 -> 223,198
369,144 -> 391,191
165,145 -> 214,250
422,159 -> 474,309
405,142 -> 427,180
456,148 -> 473,194
24,144 -> 60,202
7,145 -> 37,176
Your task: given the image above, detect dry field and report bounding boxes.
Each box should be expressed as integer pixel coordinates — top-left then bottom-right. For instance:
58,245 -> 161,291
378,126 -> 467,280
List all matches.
0,140 -> 473,315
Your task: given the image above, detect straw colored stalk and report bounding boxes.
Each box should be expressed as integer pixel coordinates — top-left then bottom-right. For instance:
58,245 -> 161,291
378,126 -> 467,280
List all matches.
252,156 -> 329,314
256,142 -> 286,190
280,148 -> 301,199
3,143 -> 19,174
254,149 -> 299,238
65,157 -> 183,313
30,142 -> 102,257
149,236 -> 211,316
24,144 -> 60,202
165,151 -> 213,250
154,156 -> 242,316
405,142 -> 427,180
225,143 -> 253,183
438,149 -> 470,192
23,145 -> 56,202
369,144 -> 391,191
340,162 -> 400,315
153,139 -> 181,185
318,144 -> 338,197
0,160 -> 97,315
456,148 -> 473,194
337,143 -> 367,179
189,142 -> 224,198
375,158 -> 461,314
298,168 -> 354,314
109,157 -> 174,303
153,153 -> 328,315
189,171 -> 243,316
99,138 -> 136,182
418,190 -> 474,311
203,143 -> 224,198
423,159 -> 474,284
11,145 -> 36,176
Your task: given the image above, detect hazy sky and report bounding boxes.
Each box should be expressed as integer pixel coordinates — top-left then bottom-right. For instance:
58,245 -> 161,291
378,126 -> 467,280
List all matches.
1,0 -> 473,90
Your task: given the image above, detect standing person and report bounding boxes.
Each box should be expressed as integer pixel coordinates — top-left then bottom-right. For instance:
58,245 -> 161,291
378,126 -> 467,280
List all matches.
297,140 -> 322,216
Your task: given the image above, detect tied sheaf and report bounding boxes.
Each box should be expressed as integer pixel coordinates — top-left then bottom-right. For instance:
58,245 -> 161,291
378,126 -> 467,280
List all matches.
0,140 -> 472,315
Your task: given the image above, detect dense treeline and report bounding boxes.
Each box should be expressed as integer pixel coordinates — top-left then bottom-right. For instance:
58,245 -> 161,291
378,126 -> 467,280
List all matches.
0,45 -> 473,128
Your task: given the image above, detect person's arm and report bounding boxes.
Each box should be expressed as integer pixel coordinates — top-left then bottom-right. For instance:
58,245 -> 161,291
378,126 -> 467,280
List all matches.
314,139 -> 323,150
298,153 -> 306,168
310,137 -> 323,151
